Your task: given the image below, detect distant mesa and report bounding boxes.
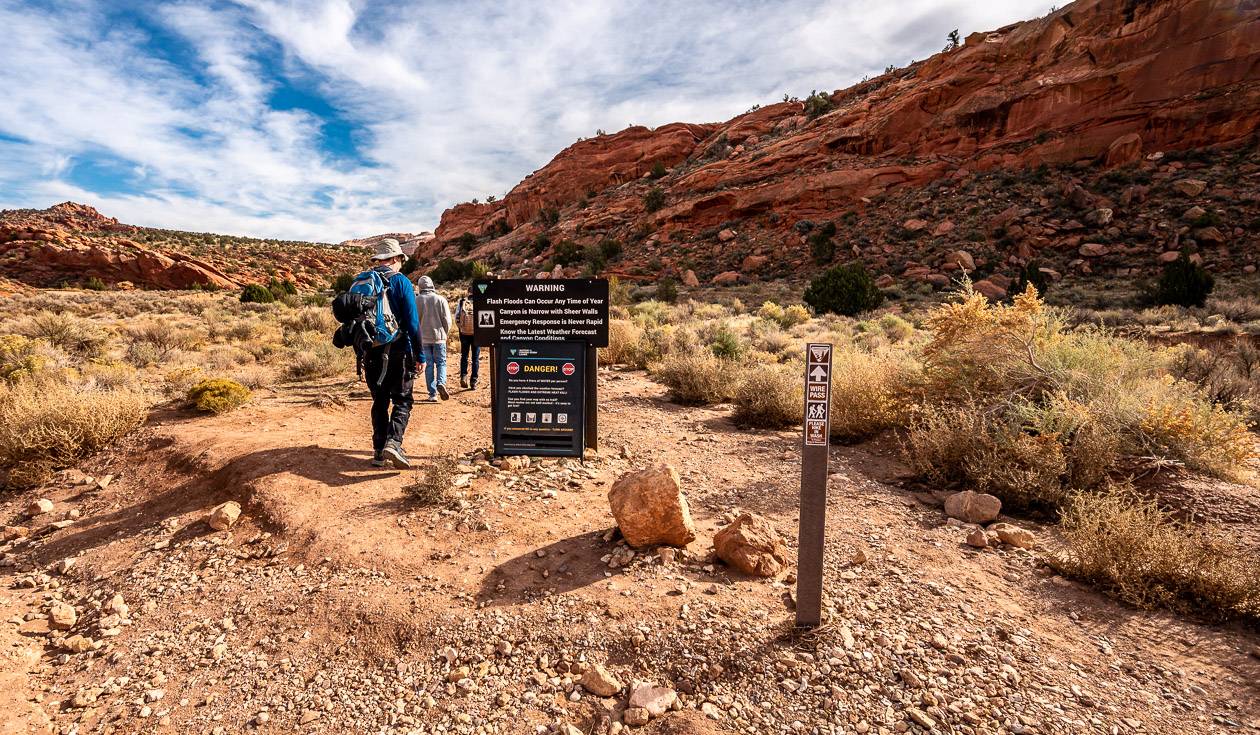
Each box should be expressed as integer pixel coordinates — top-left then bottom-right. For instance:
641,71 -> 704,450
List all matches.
339,232 -> 435,258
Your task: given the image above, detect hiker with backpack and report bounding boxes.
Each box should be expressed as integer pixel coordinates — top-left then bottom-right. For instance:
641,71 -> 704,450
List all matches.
330,238 -> 423,469
454,285 -> 480,389
415,275 -> 453,403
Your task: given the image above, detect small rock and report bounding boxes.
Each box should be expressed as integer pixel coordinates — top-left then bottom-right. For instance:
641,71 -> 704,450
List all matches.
965,528 -> 988,548
713,512 -> 787,577
718,228 -> 736,242
628,681 -> 677,717
49,603 -> 77,630
207,501 -> 241,531
1172,179 -> 1207,197
622,707 -> 650,727
580,664 -> 623,697
25,499 -> 54,517
992,523 -> 1037,549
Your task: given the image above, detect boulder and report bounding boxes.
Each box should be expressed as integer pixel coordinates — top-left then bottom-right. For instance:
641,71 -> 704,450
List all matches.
1085,208 -> 1113,227
628,681 -> 677,717
933,220 -> 956,236
948,250 -> 975,271
717,229 -> 736,242
580,664 -> 623,697
682,269 -> 700,287
1078,243 -> 1108,257
207,501 -> 242,531
943,491 -> 1002,524
1104,133 -> 1142,167
965,527 -> 989,548
608,465 -> 696,548
713,512 -> 787,577
740,254 -> 768,272
903,219 -> 929,232
1182,205 -> 1207,221
711,271 -> 741,286
1158,250 -> 1182,263
972,279 -> 1007,301
992,523 -> 1037,549
623,708 -> 650,727
1172,179 -> 1207,197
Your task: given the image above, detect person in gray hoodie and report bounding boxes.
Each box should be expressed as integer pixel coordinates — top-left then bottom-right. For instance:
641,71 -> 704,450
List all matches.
414,275 -> 453,402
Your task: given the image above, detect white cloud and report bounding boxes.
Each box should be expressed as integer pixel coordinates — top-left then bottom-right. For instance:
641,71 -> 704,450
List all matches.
0,0 -> 1050,241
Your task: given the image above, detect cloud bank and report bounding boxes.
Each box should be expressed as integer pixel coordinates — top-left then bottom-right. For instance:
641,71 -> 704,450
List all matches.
0,0 -> 1050,241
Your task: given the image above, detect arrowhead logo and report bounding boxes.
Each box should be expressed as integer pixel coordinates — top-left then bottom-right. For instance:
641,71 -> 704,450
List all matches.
510,349 -> 517,355
477,284 -> 488,293
809,365 -> 828,382
810,345 -> 830,362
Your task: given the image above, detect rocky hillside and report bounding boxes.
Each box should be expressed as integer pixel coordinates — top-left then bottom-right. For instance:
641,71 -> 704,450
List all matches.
426,0 -> 1260,297
339,232 -> 435,257
0,202 -> 368,291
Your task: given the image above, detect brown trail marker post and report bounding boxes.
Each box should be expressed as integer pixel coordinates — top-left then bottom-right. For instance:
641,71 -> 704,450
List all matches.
796,342 -> 833,629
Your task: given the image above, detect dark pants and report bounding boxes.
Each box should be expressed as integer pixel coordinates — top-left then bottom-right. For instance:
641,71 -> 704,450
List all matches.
364,342 -> 414,453
459,334 -> 480,384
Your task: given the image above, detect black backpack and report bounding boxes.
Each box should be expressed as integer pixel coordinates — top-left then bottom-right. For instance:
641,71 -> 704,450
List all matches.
332,285 -> 397,386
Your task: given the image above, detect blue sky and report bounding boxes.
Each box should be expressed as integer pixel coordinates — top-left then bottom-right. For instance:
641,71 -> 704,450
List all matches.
0,0 -> 1050,241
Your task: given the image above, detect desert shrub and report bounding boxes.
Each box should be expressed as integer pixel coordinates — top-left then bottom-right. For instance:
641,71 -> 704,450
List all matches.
1153,251 -> 1214,307
229,365 -> 277,390
124,320 -> 201,364
1053,488 -> 1260,621
808,222 -> 837,264
0,335 -> 58,382
655,277 -> 679,303
286,342 -> 352,380
649,161 -> 668,179
905,404 -> 1070,510
268,277 -> 298,298
829,348 -> 914,443
651,351 -> 735,405
240,284 -> 275,304
757,301 -> 786,325
187,378 -> 251,413
0,380 -> 148,488
405,456 -> 459,506
709,326 -> 743,360
644,186 -> 666,213
781,305 -> 810,328
732,363 -> 802,428
878,313 -> 914,342
601,320 -> 643,366
551,240 -> 583,267
429,258 -> 473,284
84,277 -> 108,291
331,273 -> 355,293
283,307 -> 336,335
802,89 -> 833,119
803,263 -> 884,316
80,361 -> 141,391
1012,261 -> 1049,299
13,311 -> 110,359
455,232 -> 479,253
1137,377 -> 1254,477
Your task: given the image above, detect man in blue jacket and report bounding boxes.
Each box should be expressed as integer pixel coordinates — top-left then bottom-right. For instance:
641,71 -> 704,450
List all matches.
364,239 -> 423,469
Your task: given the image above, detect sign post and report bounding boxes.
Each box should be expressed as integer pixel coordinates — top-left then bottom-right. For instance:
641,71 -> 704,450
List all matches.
471,278 -> 609,459
796,343 -> 833,629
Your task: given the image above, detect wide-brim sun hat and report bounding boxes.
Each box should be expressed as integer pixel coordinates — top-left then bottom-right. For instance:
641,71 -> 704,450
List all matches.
371,238 -> 404,260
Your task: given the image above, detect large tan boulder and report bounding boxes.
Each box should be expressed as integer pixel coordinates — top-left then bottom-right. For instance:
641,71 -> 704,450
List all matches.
943,491 -> 1002,524
681,269 -> 700,287
713,512 -> 787,577
608,465 -> 695,548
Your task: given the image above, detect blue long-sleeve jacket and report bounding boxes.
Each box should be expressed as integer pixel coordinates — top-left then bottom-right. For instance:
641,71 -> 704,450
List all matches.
372,265 -> 423,359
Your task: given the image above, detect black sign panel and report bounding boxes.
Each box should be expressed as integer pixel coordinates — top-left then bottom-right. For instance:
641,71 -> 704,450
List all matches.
493,341 -> 586,457
471,278 -> 609,347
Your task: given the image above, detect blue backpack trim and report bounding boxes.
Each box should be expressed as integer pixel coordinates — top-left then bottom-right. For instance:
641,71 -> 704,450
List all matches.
348,270 -> 401,347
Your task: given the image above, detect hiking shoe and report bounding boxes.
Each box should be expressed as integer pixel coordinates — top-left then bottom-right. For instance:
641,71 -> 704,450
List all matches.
469,381 -> 478,390
371,452 -> 386,468
382,442 -> 410,469
425,395 -> 439,403
437,383 -> 450,400
459,376 -> 469,389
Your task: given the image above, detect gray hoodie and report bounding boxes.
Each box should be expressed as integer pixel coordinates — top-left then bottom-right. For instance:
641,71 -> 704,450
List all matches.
415,276 -> 452,345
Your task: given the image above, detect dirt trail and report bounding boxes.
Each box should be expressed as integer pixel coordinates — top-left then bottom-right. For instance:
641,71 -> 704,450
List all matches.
2,365 -> 1259,735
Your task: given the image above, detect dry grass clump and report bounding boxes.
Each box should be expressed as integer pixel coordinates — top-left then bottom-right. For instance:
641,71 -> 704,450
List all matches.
282,307 -> 336,335
732,363 -> 802,428
187,378 -> 252,414
601,319 -> 643,366
405,455 -> 459,506
0,335 -> 65,382
123,320 -> 202,366
286,342 -> 352,380
0,379 -> 149,488
650,351 -> 734,405
829,347 -> 916,443
1052,488 -> 1260,621
12,311 -> 110,359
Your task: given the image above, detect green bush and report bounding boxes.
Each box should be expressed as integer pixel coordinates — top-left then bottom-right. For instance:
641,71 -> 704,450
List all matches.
331,273 -> 355,293
710,327 -> 743,360
803,263 -> 884,316
644,186 -> 666,213
240,284 -> 275,304
187,378 -> 252,414
401,255 -> 420,275
599,238 -> 623,261
656,277 -> 679,303
1012,260 -> 1049,299
551,240 -> 583,267
732,363 -> 802,428
429,258 -> 473,284
455,232 -> 478,253
1154,251 -> 1214,307
803,90 -> 833,119
83,276 -> 108,291
268,277 -> 297,298
808,221 -> 837,264
649,161 -> 668,179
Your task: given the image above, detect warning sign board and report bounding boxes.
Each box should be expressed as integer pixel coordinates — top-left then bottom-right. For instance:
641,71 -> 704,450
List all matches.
803,344 -> 832,446
797,342 -> 833,629
472,278 -> 609,347
493,341 -> 586,457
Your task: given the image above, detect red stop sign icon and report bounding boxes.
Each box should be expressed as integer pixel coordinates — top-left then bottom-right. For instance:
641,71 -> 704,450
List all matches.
506,361 -> 520,375
562,362 -> 575,376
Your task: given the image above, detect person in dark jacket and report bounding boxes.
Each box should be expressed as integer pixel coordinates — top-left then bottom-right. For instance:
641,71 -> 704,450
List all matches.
364,238 -> 423,469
